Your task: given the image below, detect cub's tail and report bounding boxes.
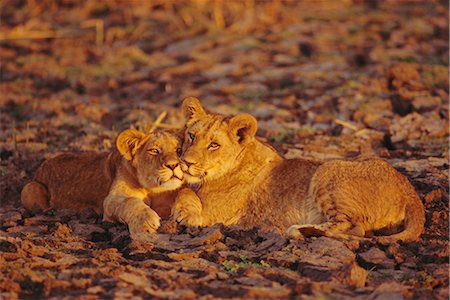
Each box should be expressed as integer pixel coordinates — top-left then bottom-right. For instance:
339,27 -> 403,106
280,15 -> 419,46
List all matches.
378,193 -> 425,243
21,181 -> 50,213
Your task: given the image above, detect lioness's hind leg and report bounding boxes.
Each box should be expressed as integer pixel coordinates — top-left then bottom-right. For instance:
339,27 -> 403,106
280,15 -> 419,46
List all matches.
345,224 -> 365,237
21,181 -> 50,213
287,221 -> 364,240
288,219 -> 352,236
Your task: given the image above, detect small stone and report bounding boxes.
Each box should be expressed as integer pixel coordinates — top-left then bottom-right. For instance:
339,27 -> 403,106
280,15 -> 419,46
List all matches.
358,247 -> 396,269
424,189 -> 446,204
68,221 -> 105,240
188,226 -> 224,247
0,211 -> 22,227
0,239 -> 17,252
337,263 -> 367,288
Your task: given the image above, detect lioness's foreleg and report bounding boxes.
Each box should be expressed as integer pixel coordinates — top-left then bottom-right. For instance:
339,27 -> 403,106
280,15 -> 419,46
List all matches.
172,188 -> 203,227
21,181 -> 50,213
104,195 -> 160,239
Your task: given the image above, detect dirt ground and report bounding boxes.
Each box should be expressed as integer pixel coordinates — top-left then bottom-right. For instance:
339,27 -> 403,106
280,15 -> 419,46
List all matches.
0,1 -> 448,299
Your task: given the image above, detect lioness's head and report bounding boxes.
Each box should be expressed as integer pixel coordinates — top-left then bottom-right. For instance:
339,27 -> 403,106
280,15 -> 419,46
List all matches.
117,129 -> 184,191
180,97 -> 257,184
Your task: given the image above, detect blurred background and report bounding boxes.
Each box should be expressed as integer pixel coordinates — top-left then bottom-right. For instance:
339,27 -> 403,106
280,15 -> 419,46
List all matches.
0,0 -> 448,195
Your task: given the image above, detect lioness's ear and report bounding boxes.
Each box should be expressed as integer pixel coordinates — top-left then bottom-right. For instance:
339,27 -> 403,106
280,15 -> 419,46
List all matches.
116,129 -> 148,160
229,114 -> 257,144
182,97 -> 206,121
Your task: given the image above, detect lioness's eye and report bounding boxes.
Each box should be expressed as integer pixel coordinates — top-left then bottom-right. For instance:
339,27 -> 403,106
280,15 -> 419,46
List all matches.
188,132 -> 195,141
208,142 -> 220,150
148,148 -> 159,155
176,147 -> 182,156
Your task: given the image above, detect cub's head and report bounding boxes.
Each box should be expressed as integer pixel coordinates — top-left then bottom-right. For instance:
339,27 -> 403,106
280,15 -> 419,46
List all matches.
117,129 -> 184,191
180,97 -> 257,185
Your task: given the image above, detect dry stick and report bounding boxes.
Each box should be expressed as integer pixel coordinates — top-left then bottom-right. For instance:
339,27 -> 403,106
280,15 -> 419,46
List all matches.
0,19 -> 103,42
214,0 -> 225,29
137,112 -> 169,149
149,123 -> 180,130
148,111 -> 168,133
26,121 -> 30,145
335,119 -> 358,131
12,120 -> 18,156
0,29 -> 80,41
81,19 -> 104,47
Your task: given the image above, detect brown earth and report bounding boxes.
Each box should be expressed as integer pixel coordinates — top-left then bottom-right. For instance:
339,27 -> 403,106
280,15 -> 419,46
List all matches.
0,1 -> 448,299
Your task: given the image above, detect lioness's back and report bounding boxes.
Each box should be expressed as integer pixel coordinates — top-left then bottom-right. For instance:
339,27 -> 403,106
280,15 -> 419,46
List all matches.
310,159 -> 424,233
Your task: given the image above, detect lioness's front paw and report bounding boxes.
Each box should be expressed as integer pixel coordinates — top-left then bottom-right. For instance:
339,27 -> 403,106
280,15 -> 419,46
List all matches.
172,188 -> 203,227
128,208 -> 161,238
172,204 -> 203,227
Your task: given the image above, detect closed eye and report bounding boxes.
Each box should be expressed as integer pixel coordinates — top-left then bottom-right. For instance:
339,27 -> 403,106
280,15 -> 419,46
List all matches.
208,142 -> 220,150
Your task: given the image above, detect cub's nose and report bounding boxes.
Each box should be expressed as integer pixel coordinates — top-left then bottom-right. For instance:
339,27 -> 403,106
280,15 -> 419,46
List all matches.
165,162 -> 179,170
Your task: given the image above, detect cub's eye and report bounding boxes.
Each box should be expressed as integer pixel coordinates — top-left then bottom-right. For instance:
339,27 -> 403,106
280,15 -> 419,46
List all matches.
188,132 -> 195,141
208,142 -> 220,150
148,148 -> 159,155
176,147 -> 182,156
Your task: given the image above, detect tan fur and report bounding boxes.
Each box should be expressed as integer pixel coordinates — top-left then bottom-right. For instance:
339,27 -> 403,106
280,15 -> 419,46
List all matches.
21,129 -> 184,239
172,97 -> 425,242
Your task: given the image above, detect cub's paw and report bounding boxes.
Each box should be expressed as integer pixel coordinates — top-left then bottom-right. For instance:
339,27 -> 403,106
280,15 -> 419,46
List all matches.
128,208 -> 161,239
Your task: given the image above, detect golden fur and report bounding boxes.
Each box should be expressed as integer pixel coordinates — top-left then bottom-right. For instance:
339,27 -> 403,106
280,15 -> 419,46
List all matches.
21,129 -> 184,239
172,97 -> 425,242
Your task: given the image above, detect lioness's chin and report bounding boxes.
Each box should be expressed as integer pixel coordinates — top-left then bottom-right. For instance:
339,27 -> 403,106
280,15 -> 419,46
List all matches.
184,174 -> 202,185
159,178 -> 183,191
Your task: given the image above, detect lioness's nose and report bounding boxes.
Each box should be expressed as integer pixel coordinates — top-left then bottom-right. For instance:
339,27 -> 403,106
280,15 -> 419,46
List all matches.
165,163 -> 179,170
183,159 -> 196,167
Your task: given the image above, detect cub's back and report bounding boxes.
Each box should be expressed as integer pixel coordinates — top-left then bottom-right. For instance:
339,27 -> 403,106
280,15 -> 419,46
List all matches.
34,151 -> 118,213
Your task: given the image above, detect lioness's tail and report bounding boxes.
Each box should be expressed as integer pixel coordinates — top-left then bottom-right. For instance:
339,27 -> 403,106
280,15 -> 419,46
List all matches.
21,181 -> 50,213
378,193 -> 425,243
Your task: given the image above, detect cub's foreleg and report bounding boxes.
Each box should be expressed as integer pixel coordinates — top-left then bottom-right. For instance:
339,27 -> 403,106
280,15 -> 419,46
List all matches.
21,181 -> 50,213
171,188 -> 203,227
104,194 -> 160,240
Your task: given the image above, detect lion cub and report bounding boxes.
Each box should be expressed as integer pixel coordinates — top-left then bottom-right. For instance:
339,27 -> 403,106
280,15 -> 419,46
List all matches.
172,97 -> 425,243
21,129 -> 184,239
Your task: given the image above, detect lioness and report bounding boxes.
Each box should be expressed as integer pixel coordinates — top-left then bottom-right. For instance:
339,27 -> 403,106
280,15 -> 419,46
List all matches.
21,129 -> 184,239
172,97 -> 425,242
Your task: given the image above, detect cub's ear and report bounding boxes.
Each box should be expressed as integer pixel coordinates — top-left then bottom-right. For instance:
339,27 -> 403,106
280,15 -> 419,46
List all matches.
182,97 -> 206,121
116,129 -> 148,160
229,113 -> 257,144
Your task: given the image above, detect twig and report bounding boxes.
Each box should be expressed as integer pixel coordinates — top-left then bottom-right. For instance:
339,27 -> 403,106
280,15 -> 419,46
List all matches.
147,123 -> 181,130
214,0 -> 225,29
81,19 -> 104,47
0,19 -> 103,44
12,120 -> 18,157
335,119 -> 358,131
26,121 -> 30,144
0,29 -> 80,41
148,111 -> 168,133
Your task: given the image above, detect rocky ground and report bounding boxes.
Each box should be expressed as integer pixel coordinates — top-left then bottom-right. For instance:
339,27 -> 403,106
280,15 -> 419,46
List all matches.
0,1 -> 448,299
